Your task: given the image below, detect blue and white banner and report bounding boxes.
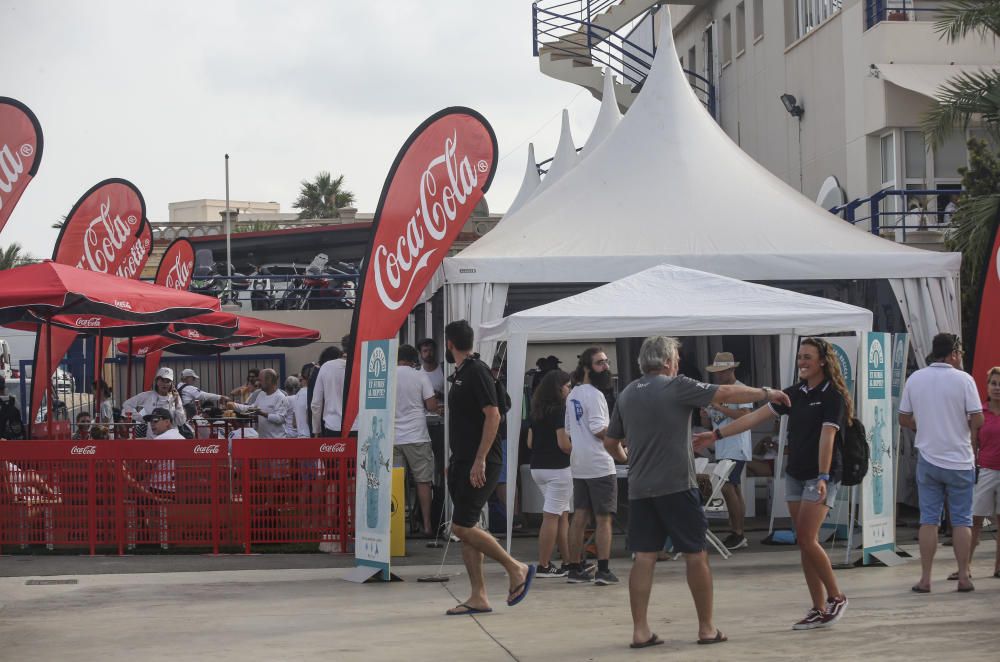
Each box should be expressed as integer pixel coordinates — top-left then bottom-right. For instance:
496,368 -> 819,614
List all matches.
355,338 -> 398,579
860,332 -> 895,563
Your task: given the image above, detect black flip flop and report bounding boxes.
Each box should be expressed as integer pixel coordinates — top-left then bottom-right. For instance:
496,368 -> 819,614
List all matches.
445,603 -> 493,616
629,634 -> 664,649
911,585 -> 930,593
697,630 -> 728,645
957,583 -> 975,593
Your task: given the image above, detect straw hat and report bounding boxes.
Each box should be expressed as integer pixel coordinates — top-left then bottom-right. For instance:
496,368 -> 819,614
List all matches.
705,352 -> 740,373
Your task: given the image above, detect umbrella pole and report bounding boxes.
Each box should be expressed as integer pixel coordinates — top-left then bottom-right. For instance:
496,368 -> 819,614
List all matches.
46,322 -> 54,438
127,339 -> 133,400
216,352 -> 223,398
95,331 -> 103,422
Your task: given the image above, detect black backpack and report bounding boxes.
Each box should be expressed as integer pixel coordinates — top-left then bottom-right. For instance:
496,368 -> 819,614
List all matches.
839,417 -> 869,487
0,396 -> 24,440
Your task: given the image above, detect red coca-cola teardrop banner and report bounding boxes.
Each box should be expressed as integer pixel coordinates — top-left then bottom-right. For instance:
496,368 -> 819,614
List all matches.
0,97 -> 44,235
32,178 -> 154,425
340,107 -> 497,436
143,237 -> 196,389
971,210 -> 1000,399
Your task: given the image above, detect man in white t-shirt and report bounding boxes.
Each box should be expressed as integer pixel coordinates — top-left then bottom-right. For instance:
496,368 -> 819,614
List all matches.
565,346 -> 623,585
899,333 -> 984,593
234,368 -> 290,439
311,338 -> 350,436
700,352 -> 754,551
417,338 -> 445,400
394,344 -> 440,537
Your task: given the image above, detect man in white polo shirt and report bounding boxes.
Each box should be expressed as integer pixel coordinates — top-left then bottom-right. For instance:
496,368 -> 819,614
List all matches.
393,344 -> 439,537
899,333 -> 984,594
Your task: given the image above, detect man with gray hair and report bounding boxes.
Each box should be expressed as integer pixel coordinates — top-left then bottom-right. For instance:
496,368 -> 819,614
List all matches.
605,336 -> 790,648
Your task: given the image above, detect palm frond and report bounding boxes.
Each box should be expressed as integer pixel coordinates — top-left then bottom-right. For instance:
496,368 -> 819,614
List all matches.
933,0 -> 1000,42
921,69 -> 1000,146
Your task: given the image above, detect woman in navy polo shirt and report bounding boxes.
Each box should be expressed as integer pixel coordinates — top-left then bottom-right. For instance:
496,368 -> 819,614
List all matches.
695,337 -> 851,631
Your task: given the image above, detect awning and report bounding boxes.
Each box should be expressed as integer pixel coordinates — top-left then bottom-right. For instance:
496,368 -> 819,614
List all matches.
877,63 -> 995,100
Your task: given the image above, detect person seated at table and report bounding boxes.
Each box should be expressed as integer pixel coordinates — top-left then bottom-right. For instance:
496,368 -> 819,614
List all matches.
121,367 -> 186,438
230,368 -> 260,404
748,436 -> 780,477
71,411 -> 93,440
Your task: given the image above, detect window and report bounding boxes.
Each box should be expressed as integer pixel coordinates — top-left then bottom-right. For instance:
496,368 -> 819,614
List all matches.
934,132 -> 966,180
688,45 -> 697,78
722,14 -> 732,65
753,0 -> 764,40
880,133 -> 896,186
794,0 -> 843,41
736,3 -> 747,54
903,130 -> 926,181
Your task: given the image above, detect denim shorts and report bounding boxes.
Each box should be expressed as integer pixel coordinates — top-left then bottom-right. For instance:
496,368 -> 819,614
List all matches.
785,475 -> 840,508
917,454 -> 975,527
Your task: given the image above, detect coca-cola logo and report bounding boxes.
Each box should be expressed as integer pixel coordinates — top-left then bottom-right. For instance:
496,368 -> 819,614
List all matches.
71,445 -> 97,455
75,197 -> 138,273
373,131 -> 478,311
75,317 -> 102,328
319,442 -> 347,454
114,299 -> 133,311
0,98 -> 43,233
193,444 -> 220,454
164,250 -> 193,290
181,329 -> 202,339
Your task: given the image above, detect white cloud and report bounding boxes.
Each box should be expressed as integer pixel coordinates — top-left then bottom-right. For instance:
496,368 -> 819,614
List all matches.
1,0 -> 601,257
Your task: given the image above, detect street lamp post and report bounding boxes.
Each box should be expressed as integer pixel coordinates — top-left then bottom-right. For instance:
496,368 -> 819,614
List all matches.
224,153 -> 232,280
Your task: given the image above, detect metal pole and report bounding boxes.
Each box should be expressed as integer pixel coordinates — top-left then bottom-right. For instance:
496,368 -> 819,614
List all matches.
95,330 -> 103,424
126,339 -> 133,400
46,322 -> 54,438
225,154 -> 232,280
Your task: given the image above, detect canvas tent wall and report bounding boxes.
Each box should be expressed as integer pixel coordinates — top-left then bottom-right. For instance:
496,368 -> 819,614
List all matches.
443,8 -> 959,367
477,263 -> 874,547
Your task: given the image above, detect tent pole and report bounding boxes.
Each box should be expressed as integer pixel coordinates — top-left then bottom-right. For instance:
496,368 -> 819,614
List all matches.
216,352 -> 223,396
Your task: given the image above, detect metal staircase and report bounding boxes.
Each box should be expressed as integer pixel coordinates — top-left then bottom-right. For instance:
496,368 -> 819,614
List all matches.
533,1 -> 714,114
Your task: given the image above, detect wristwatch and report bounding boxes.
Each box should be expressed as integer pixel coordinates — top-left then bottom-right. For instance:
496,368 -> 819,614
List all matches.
713,428 -> 724,440
817,473 -> 831,482
761,386 -> 771,400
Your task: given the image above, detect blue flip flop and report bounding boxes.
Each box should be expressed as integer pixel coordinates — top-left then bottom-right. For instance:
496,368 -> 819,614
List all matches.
446,603 -> 493,616
507,564 -> 536,607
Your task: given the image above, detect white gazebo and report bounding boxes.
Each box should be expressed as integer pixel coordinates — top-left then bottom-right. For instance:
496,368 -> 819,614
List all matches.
477,263 -> 874,545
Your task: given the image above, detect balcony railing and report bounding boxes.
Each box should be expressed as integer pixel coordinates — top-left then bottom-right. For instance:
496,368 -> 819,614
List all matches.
831,188 -> 962,242
532,1 -> 716,115
865,1 -> 950,30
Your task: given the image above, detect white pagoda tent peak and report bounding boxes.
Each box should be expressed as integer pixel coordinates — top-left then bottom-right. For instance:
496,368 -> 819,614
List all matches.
534,109 -> 579,194
581,68 -> 622,157
505,143 -> 541,217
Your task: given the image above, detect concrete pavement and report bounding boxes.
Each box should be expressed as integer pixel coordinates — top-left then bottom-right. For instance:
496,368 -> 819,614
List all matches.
1,539 -> 998,661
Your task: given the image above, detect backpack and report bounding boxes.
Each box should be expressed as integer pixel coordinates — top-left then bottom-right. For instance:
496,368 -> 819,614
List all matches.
839,417 -> 869,487
0,396 -> 24,439
477,358 -> 511,419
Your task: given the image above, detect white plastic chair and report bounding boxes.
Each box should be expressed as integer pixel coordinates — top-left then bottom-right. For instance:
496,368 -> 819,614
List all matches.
704,460 -> 736,558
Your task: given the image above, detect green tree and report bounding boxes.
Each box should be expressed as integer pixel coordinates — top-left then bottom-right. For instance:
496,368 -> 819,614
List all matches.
293,172 -> 355,220
922,1 -> 1000,357
0,243 -> 34,270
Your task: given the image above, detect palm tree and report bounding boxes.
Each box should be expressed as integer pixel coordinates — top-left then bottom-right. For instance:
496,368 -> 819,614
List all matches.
293,172 -> 355,220
921,0 -> 1000,356
0,243 -> 33,270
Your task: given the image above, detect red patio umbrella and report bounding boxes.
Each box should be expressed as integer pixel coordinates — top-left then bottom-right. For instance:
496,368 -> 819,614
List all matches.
0,261 -> 222,436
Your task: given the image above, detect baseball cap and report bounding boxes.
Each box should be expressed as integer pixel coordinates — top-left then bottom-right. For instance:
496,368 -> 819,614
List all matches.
181,368 -> 199,380
142,407 -> 172,422
155,367 -> 175,382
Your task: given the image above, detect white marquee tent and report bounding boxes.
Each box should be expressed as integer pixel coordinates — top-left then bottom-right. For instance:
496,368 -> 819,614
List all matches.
442,9 -> 960,367
477,263 -> 874,546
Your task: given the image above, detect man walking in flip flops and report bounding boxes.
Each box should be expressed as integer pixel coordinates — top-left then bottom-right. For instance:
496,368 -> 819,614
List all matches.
443,320 -> 534,616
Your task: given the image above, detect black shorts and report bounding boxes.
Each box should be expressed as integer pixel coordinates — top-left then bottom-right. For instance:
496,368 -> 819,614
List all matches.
448,461 -> 502,528
628,488 -> 707,554
573,475 -> 618,515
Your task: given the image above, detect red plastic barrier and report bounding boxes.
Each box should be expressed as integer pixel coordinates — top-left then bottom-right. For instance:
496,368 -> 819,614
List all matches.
0,438 -> 356,555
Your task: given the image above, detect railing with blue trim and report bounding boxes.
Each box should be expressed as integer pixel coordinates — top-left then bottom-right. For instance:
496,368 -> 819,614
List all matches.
865,1 -> 950,30
532,1 -> 716,116
830,188 -> 962,240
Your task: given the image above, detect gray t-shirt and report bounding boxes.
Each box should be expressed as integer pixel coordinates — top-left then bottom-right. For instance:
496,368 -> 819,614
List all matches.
608,374 -> 718,499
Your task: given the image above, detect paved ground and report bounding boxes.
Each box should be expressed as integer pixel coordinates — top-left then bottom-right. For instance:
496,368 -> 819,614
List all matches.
1,527 -> 998,661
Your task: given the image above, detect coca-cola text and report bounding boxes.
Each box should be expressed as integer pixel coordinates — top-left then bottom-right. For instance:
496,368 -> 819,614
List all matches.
320,442 -> 347,454
71,445 -> 97,455
193,444 -> 221,454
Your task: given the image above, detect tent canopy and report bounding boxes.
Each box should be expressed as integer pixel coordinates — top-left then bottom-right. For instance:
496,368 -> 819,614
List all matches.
478,264 -> 874,342
478,263 -> 873,551
444,10 -> 959,285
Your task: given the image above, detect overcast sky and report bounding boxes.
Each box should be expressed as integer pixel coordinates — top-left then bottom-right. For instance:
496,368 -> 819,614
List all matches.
2,0 -> 602,257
